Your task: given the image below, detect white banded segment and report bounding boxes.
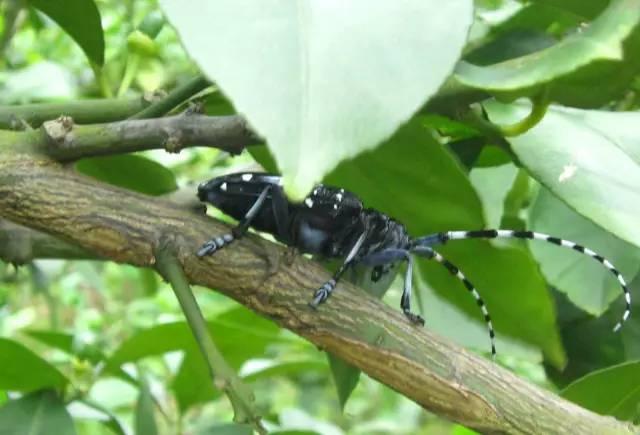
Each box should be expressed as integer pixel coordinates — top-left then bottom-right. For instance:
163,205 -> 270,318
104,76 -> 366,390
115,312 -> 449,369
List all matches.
430,250 -> 497,358
443,229 -> 631,332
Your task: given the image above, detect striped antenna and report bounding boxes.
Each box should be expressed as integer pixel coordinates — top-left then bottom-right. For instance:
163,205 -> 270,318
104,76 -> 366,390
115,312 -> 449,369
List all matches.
433,229 -> 631,332
412,245 -> 496,358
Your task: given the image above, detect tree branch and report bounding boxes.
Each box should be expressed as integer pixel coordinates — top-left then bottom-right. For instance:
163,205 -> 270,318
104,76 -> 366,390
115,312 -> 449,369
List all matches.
0,97 -> 155,130
0,219 -> 95,263
0,153 -> 634,434
3,114 -> 256,161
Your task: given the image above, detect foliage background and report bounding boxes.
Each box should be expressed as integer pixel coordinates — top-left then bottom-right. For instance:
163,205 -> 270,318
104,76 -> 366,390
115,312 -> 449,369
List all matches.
0,0 -> 639,434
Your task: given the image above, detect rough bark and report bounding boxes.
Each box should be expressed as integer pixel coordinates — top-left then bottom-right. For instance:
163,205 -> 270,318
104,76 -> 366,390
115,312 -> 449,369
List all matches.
0,152 -> 635,435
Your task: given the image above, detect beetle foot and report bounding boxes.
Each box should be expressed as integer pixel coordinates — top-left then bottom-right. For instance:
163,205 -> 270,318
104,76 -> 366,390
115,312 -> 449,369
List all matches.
197,233 -> 234,257
403,310 -> 425,326
309,279 -> 337,308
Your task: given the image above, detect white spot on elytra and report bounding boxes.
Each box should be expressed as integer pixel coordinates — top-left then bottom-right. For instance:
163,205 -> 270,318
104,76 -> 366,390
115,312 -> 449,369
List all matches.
241,173 -> 253,181
220,182 -> 227,191
336,193 -> 343,201
305,198 -> 314,208
333,204 -> 338,210
559,164 -> 577,183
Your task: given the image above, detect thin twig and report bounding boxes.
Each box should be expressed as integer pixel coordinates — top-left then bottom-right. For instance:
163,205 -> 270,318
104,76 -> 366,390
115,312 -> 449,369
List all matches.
130,75 -> 211,120
154,245 -> 266,434
0,97 -> 152,130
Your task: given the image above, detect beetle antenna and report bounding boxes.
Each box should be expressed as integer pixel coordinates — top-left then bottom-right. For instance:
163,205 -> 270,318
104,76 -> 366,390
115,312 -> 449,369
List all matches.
412,245 -> 496,359
414,229 -> 631,332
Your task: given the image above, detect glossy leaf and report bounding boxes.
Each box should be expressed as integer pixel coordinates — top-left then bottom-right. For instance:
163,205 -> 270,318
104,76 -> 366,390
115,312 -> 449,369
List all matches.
0,390 -> 75,435
456,0 -> 640,97
160,0 -> 474,198
76,155 -> 178,196
327,354 -> 360,411
135,373 -> 158,435
24,331 -> 74,354
325,118 -> 564,365
529,188 -> 640,315
0,338 -> 67,391
194,423 -> 253,435
29,0 -> 105,65
531,0 -> 609,19
562,361 -> 640,421
546,291 -> 626,388
108,306 -> 280,369
485,101 -> 640,249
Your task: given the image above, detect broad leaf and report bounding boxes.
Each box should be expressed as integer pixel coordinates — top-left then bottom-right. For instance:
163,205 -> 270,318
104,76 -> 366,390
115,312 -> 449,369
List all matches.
0,390 -> 76,435
457,0 -> 640,104
76,155 -> 178,196
135,373 -> 158,435
160,0 -> 474,198
562,361 -> 640,421
327,354 -> 360,411
0,338 -> 67,391
529,188 -> 640,315
29,0 -> 104,65
485,102 -> 640,249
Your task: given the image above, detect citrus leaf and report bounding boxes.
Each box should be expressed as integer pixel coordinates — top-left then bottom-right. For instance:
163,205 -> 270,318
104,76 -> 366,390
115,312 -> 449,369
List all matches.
0,338 -> 68,391
160,0 -> 474,198
456,0 -> 640,95
562,361 -> 640,421
29,0 -> 104,65
485,101 -> 640,249
0,390 -> 75,435
529,187 -> 640,315
76,155 -> 177,196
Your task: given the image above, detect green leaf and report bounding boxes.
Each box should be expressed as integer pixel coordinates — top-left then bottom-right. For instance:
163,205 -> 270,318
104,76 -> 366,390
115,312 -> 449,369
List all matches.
456,0 -> 640,100
135,373 -> 158,435
546,291 -> 625,387
0,338 -> 67,391
242,360 -> 327,383
108,306 -> 280,369
414,265 -> 542,361
107,306 -> 281,411
29,0 -> 105,65
469,163 -> 519,228
529,188 -> 640,315
194,423 -> 253,435
160,0 -> 474,198
485,102 -> 640,249
0,390 -> 76,435
561,361 -> 640,421
327,354 -> 360,411
24,331 -> 73,354
530,0 -> 609,19
75,399 -> 127,435
422,241 -> 565,365
75,155 -> 177,196
325,118 -> 563,364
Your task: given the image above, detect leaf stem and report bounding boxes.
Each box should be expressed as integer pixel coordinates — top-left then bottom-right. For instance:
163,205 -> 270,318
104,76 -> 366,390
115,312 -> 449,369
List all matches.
498,89 -> 550,137
129,75 -> 211,120
154,245 -> 266,434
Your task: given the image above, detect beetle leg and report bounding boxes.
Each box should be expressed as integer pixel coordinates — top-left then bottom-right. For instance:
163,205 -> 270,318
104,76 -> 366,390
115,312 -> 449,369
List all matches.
360,248 -> 424,325
197,184 -> 271,256
309,231 -> 367,308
